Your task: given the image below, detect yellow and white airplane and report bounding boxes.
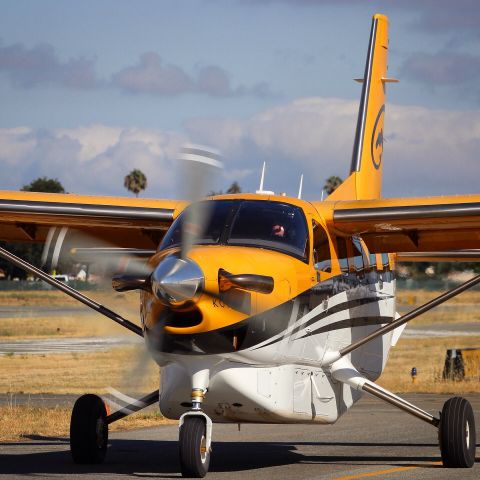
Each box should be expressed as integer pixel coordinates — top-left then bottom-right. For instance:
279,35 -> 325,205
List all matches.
0,13 -> 479,478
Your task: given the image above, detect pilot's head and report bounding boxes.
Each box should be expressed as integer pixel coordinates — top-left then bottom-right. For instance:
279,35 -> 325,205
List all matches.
272,224 -> 285,238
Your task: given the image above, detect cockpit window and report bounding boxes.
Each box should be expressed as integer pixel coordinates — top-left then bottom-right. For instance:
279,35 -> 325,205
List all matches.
159,199 -> 309,261
159,200 -> 234,250
228,201 -> 308,260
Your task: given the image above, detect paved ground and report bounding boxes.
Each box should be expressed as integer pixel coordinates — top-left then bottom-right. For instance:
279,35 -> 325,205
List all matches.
404,322 -> 480,338
0,336 -> 141,355
0,393 -> 478,479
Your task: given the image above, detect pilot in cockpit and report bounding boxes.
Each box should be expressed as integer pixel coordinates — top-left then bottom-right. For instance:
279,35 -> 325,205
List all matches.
271,224 -> 285,238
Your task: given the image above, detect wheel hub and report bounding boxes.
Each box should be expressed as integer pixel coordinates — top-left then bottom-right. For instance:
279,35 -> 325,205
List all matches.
200,435 -> 207,463
465,421 -> 470,449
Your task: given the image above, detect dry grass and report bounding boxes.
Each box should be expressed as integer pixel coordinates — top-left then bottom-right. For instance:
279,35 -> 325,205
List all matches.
0,290 -> 80,307
0,289 -> 140,316
0,289 -> 142,339
378,335 -> 480,393
0,404 -> 176,442
0,314 -> 131,339
406,308 -> 480,327
0,346 -> 159,394
396,288 -> 480,306
397,288 -> 480,327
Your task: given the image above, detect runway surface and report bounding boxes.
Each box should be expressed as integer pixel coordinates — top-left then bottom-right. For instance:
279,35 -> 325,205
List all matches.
1,393 -> 478,479
0,336 -> 141,355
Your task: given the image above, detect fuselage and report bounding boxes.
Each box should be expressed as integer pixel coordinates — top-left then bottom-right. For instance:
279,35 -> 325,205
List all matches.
139,194 -> 397,423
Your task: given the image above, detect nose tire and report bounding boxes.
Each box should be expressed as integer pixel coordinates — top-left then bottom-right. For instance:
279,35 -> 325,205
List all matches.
179,416 -> 210,478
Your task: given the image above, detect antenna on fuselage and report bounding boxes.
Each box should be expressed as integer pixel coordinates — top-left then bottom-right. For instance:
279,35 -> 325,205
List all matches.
259,162 -> 265,191
297,174 -> 303,199
256,161 -> 275,195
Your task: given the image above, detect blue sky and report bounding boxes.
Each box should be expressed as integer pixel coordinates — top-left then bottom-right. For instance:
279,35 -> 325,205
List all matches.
1,0 -> 479,199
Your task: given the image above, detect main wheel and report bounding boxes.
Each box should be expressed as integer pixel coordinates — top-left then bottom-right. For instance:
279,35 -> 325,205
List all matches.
179,416 -> 210,478
439,396 -> 476,468
70,394 -> 109,464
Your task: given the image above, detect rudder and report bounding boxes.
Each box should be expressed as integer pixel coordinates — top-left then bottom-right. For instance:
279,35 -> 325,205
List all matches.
328,14 -> 395,201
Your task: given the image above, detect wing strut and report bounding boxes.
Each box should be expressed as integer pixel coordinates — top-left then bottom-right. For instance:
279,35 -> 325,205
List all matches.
0,246 -> 143,337
322,273 -> 480,365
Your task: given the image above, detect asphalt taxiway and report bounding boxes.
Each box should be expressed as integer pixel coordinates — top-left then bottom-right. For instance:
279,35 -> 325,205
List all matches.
0,393 -> 478,479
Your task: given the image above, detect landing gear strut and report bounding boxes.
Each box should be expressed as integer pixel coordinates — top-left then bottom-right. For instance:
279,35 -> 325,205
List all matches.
331,357 -> 477,469
178,377 -> 213,478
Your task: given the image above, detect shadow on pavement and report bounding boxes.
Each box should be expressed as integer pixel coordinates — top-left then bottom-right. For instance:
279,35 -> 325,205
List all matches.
0,438 -> 464,476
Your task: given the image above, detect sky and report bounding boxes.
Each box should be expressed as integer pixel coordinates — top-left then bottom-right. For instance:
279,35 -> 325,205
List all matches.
1,0 -> 479,200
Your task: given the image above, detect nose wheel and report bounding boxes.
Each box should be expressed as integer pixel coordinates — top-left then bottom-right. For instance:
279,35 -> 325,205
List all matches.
179,416 -> 211,478
439,396 -> 476,468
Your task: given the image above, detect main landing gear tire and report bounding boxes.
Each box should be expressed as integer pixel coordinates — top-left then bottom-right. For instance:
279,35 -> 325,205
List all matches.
179,416 -> 210,478
70,394 -> 109,464
439,396 -> 476,468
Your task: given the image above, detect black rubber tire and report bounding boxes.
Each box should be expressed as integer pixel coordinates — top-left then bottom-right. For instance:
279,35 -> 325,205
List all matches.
179,417 -> 210,478
439,396 -> 476,468
70,394 -> 108,464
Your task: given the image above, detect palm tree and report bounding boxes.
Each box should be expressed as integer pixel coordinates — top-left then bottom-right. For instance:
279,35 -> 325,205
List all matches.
323,175 -> 343,195
124,169 -> 147,197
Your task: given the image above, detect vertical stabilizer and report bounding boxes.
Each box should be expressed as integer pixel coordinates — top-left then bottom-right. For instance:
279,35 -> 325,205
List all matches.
328,14 -> 396,201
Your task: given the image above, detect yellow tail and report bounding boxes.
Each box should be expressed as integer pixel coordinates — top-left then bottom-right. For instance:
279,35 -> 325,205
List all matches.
328,14 -> 396,201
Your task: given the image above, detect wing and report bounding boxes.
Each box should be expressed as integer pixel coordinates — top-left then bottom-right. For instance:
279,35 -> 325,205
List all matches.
319,194 -> 480,253
0,190 -> 187,249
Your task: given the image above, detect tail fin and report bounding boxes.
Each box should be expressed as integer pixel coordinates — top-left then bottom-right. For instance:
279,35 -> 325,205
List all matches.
328,14 -> 396,201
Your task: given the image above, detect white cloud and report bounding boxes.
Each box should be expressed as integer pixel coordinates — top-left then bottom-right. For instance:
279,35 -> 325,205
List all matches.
0,127 -> 37,165
186,97 -> 480,198
0,125 -> 186,197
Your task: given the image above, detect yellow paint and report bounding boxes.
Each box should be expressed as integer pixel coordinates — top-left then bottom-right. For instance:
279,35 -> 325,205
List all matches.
333,462 -> 443,480
333,465 -> 417,480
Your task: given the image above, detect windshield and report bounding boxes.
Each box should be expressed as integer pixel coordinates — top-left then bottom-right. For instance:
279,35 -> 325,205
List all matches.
227,201 -> 308,259
159,199 -> 309,261
160,200 -> 234,250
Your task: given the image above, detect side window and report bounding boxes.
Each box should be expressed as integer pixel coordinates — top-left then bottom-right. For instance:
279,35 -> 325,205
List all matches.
351,236 -> 364,273
312,221 -> 331,272
336,236 -> 349,273
381,253 -> 390,271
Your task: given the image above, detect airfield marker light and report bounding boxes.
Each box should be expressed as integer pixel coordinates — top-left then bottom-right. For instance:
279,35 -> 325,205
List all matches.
411,367 -> 417,383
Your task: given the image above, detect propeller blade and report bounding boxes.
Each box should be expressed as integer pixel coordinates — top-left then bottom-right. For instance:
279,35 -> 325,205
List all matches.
178,145 -> 223,259
41,228 -> 155,285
